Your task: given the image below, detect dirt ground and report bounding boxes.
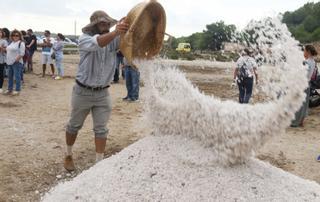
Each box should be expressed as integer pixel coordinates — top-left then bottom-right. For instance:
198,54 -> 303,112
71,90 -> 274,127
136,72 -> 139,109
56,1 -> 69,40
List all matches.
0,52 -> 320,201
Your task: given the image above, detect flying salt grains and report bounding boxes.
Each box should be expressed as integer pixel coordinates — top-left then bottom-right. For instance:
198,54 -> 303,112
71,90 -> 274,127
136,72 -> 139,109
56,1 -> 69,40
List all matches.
136,16 -> 308,165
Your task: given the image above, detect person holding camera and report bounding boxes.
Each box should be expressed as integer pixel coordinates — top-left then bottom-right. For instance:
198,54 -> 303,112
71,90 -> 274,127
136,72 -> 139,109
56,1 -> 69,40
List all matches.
39,30 -> 55,77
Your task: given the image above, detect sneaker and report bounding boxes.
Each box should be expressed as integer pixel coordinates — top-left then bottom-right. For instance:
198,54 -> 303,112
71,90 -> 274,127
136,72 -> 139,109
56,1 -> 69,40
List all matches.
122,97 -> 129,101
11,91 -> 20,96
64,155 -> 75,172
0,89 -> 3,94
129,98 -> 139,102
54,76 -> 62,80
3,90 -> 12,95
317,155 -> 320,162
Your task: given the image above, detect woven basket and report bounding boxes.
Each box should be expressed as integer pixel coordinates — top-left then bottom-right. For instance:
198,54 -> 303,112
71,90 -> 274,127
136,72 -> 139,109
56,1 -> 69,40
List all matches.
120,1 -> 166,65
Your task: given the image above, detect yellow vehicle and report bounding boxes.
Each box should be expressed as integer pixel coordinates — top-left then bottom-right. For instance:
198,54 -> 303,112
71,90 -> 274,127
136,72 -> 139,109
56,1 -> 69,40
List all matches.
176,43 -> 191,52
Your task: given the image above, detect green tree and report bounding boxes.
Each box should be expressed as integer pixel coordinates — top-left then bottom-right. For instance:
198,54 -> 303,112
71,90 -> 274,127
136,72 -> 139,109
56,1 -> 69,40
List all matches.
202,21 -> 236,51
185,32 -> 205,50
293,25 -> 311,43
171,21 -> 236,51
303,16 -> 318,33
311,27 -> 320,42
282,2 -> 320,42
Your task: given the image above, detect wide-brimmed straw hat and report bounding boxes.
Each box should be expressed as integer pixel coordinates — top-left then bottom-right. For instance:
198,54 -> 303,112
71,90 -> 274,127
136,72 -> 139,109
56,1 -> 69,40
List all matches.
120,0 -> 166,66
82,10 -> 118,34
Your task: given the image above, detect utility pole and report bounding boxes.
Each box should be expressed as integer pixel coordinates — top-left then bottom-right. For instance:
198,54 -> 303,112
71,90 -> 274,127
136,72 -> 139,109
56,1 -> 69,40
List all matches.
74,20 -> 77,38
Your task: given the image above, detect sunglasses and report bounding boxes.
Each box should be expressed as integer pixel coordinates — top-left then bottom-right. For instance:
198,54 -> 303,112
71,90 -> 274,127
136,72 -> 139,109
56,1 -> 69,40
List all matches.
98,22 -> 111,26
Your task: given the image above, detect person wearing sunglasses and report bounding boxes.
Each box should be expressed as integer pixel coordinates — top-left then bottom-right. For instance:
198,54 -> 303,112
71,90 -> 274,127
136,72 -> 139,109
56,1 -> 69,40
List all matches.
3,29 -> 25,95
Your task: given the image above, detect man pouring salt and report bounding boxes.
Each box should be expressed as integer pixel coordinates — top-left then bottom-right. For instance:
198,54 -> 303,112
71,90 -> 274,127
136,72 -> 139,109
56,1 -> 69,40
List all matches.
63,10 -> 129,171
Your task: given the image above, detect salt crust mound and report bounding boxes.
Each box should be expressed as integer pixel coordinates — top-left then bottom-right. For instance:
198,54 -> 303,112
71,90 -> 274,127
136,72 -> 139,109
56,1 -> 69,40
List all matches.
43,135 -> 320,201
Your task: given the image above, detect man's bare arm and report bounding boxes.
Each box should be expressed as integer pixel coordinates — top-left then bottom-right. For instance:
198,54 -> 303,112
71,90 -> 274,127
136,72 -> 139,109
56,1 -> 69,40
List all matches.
97,20 -> 129,47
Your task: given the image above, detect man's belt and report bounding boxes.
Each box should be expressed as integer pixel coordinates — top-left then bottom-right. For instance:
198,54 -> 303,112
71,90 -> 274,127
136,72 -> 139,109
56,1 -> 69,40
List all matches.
76,80 -> 110,91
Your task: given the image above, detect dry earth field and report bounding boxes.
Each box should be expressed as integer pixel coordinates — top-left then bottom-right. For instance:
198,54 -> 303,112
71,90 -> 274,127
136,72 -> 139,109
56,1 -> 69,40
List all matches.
0,52 -> 319,201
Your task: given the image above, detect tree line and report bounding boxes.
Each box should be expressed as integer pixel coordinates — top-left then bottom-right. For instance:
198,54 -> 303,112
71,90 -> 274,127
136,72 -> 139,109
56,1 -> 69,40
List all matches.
170,2 -> 320,51
283,2 -> 320,43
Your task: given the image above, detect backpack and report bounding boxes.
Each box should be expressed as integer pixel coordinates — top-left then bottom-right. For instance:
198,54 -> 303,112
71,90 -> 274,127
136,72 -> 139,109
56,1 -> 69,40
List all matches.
238,58 -> 250,81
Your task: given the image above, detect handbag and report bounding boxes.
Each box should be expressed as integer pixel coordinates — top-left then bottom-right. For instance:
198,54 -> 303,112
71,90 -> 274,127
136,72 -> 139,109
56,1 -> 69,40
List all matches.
51,52 -> 56,60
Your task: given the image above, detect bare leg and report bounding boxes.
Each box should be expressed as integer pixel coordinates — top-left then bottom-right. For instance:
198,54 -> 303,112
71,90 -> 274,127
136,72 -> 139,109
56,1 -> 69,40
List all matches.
28,55 -> 33,72
50,64 -> 55,76
66,131 -> 77,146
64,131 -> 77,171
95,137 -> 106,153
30,57 -> 33,72
42,64 -> 46,77
95,137 -> 106,162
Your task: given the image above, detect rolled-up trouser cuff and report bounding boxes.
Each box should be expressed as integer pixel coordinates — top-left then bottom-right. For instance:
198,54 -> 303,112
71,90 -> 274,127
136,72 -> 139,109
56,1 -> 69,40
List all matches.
95,132 -> 107,139
66,125 -> 79,136
94,126 -> 109,138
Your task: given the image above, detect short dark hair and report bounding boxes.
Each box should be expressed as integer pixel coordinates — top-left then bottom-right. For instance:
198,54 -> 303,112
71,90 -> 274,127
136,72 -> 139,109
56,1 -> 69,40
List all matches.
304,44 -> 318,56
21,30 -> 27,36
27,29 -> 33,33
242,48 -> 253,56
44,30 -> 51,35
244,48 -> 252,55
0,29 -> 3,39
2,28 -> 10,38
57,33 -> 65,41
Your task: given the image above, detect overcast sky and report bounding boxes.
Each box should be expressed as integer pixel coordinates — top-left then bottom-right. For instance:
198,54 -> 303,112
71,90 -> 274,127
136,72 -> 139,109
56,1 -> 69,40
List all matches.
0,0 -> 317,37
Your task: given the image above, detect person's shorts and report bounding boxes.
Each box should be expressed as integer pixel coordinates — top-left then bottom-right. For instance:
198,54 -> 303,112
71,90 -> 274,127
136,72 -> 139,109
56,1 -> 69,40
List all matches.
41,54 -> 52,65
29,49 -> 35,57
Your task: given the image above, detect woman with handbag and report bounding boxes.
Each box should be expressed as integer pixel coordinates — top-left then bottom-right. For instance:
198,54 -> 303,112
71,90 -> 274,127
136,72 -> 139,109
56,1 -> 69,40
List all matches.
291,44 -> 318,128
3,29 -> 25,96
53,33 -> 65,80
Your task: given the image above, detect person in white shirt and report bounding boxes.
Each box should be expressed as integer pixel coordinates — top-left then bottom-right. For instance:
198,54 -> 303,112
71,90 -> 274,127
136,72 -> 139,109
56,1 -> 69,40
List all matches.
233,48 -> 258,103
3,29 -> 25,96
